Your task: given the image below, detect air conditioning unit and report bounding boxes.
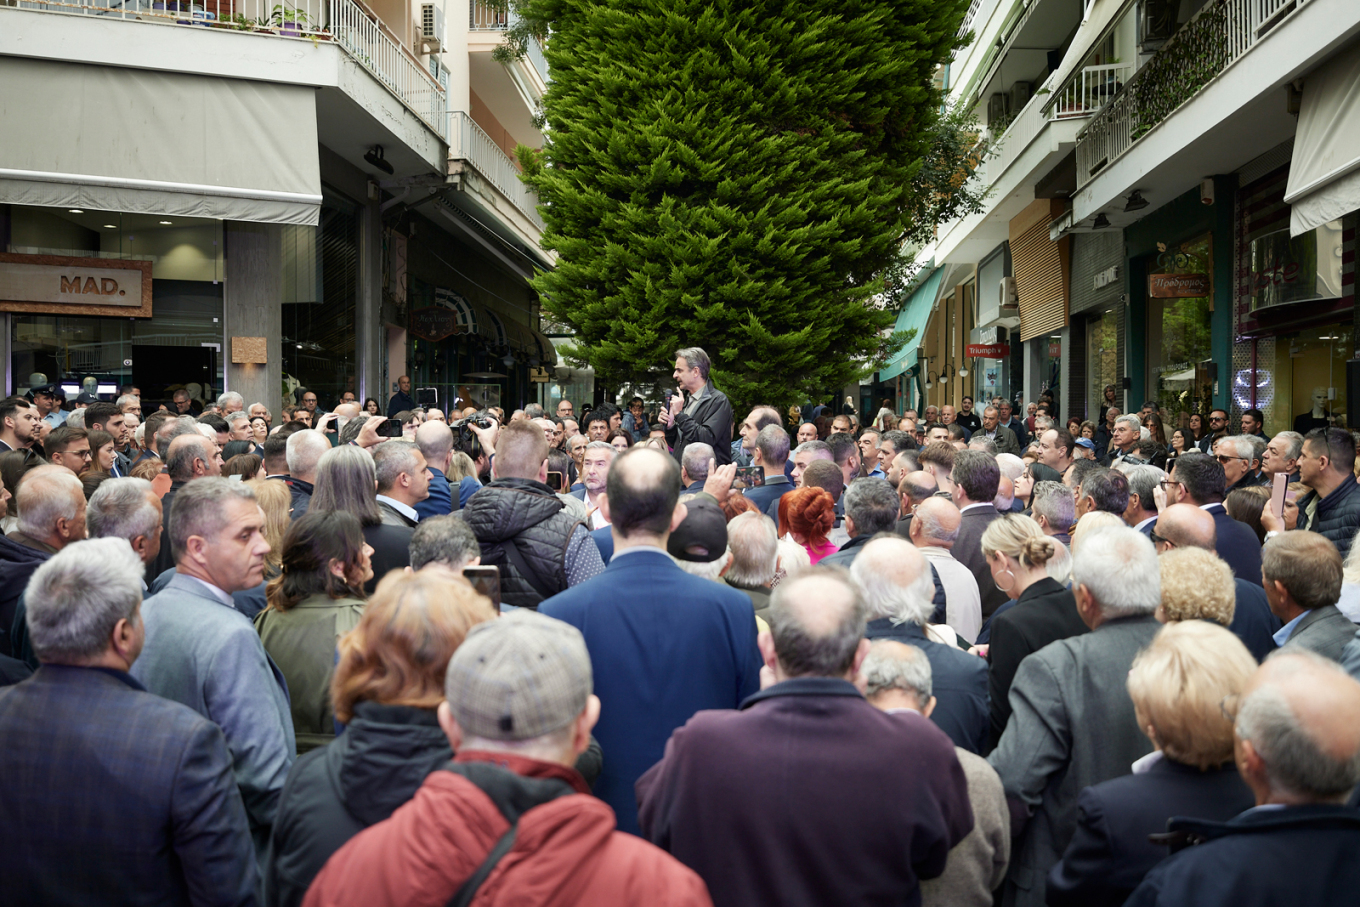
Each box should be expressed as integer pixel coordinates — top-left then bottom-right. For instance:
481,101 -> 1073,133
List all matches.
1000,276 -> 1019,310
1009,81 -> 1032,114
420,3 -> 445,53
988,93 -> 1008,126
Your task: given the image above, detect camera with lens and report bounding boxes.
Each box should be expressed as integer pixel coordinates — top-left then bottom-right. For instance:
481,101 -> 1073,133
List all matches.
450,413 -> 495,463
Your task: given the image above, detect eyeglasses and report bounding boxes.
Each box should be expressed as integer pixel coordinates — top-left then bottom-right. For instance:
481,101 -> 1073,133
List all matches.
1149,530 -> 1169,545
1209,416 -> 1227,423
1215,454 -> 1248,464
1219,693 -> 1240,723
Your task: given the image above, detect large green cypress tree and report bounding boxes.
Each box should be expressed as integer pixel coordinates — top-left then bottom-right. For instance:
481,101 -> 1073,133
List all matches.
516,0 -> 973,411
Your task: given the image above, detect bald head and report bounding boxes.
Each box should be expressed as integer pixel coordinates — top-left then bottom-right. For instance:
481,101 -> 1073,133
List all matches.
1236,651 -> 1360,803
912,495 -> 961,546
415,419 -> 454,469
851,536 -> 934,626
766,568 -> 869,680
1154,503 -> 1216,550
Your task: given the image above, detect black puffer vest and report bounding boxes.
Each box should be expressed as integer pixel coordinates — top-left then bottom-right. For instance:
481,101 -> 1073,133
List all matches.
461,478 -> 585,609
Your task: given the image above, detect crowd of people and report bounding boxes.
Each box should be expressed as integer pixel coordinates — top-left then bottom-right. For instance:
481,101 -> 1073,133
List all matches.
3,348 -> 1360,907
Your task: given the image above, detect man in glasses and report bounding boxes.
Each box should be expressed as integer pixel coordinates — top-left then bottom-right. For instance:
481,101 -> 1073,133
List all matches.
1197,408 -> 1231,454
1215,435 -> 1267,494
45,427 -> 93,476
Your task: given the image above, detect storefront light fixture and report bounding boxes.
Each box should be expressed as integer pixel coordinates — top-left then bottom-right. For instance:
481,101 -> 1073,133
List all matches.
364,145 -> 395,175
68,209 -> 84,214
924,370 -> 938,389
1124,190 -> 1149,212
103,224 -> 117,229
958,360 -> 970,378
1092,213 -> 1110,229
159,220 -> 173,225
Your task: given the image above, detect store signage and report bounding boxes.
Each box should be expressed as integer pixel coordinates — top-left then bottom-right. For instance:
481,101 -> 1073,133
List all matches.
1094,265 -> 1120,290
966,343 -> 1010,358
1048,341 -> 1062,358
529,367 -> 552,383
0,255 -> 150,309
1148,273 -> 1210,298
409,306 -> 460,342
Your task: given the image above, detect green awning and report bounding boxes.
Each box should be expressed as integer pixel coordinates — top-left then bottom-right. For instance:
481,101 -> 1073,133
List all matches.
879,267 -> 943,380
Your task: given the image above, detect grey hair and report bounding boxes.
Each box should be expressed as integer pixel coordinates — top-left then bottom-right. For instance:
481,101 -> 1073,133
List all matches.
1114,414 -> 1142,434
64,409 -> 86,430
1216,434 -> 1256,459
968,437 -> 998,455
17,466 -> 84,538
217,391 -> 244,410
409,514 -> 480,570
165,435 -> 214,482
794,440 -> 832,458
768,567 -> 868,678
26,538 -> 146,663
1120,464 -> 1166,512
913,500 -> 959,543
1031,481 -> 1076,533
725,511 -> 778,586
850,538 -> 935,625
225,410 -> 249,426
677,552 -> 731,583
168,478 -> 258,561
995,453 -> 1025,482
680,442 -> 715,483
157,415 -> 200,458
87,477 -> 159,542
861,639 -> 933,702
755,424 -> 791,465
373,440 -> 422,494
1273,431 -> 1305,461
1071,525 -> 1160,618
116,394 -> 139,411
311,445 -> 381,527
1237,652 -> 1360,799
674,346 -> 711,380
286,429 -> 332,479
843,478 -> 900,536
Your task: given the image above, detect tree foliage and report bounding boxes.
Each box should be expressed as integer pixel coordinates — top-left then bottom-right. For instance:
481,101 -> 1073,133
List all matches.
516,0 -> 977,412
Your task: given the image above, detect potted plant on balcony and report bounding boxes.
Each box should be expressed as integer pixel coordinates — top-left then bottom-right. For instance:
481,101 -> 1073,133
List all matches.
272,4 -> 312,35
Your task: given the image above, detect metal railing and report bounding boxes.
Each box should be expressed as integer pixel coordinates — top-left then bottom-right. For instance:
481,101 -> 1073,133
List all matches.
468,0 -> 548,83
958,0 -> 986,36
1047,63 -> 1133,119
1076,0 -> 1309,186
449,111 -> 545,230
2,0 -> 448,141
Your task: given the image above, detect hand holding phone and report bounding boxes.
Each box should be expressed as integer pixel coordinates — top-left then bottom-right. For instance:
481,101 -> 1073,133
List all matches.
1271,471 -> 1288,519
463,565 -> 501,610
375,418 -> 403,438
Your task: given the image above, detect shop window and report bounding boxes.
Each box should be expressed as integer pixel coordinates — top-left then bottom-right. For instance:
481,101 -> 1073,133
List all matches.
5,205 -> 222,281
1247,219 -> 1344,311
1146,235 -> 1213,420
1086,308 -> 1118,420
1251,326 -> 1349,434
280,193 -> 358,409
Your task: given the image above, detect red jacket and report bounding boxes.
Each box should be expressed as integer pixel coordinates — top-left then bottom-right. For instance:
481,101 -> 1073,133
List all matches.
302,750 -> 712,907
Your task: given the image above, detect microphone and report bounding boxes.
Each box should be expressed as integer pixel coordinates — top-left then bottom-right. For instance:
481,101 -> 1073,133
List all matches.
664,389 -> 673,410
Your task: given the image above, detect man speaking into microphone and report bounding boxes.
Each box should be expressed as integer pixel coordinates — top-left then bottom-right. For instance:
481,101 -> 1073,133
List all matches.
661,346 -> 734,467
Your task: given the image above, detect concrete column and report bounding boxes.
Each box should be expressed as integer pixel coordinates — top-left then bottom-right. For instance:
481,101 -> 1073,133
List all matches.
357,200 -> 383,403
223,222 -> 283,410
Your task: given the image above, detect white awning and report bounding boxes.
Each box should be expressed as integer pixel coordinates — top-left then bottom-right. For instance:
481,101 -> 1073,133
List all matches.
1285,44 -> 1360,236
1044,0 -> 1135,111
0,57 -> 321,226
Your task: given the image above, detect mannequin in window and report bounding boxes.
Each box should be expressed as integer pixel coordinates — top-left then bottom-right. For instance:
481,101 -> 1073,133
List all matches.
1294,386 -> 1332,435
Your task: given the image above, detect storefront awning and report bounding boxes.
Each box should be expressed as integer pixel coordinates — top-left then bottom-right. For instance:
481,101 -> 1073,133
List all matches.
1285,47 -> 1360,236
0,58 -> 321,226
880,267 -> 944,380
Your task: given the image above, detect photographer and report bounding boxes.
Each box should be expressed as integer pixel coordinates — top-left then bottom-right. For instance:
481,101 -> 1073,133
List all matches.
449,412 -> 499,509
660,346 -> 733,468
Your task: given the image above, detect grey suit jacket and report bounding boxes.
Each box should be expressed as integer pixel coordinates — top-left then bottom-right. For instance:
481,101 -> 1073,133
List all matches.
954,504 -> 1007,619
130,572 -> 296,856
1286,605 -> 1356,662
1340,629 -> 1360,682
988,614 -> 1160,907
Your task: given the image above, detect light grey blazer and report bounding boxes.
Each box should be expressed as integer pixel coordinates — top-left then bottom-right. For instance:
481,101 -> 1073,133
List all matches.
1286,604 -> 1357,662
988,614 -> 1160,907
130,572 -> 296,856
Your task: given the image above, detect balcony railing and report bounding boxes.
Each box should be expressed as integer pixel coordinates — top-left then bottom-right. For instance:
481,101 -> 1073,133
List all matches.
2,0 -> 448,141
1076,0 -> 1309,186
449,111 -> 545,230
469,0 -> 549,84
1046,63 -> 1133,119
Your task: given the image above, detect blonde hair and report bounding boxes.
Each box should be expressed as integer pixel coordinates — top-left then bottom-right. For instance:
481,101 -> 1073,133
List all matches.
1070,510 -> 1125,554
1159,547 -> 1235,626
246,478 -> 292,570
980,514 -> 1056,569
1126,620 -> 1256,769
447,451 -> 479,483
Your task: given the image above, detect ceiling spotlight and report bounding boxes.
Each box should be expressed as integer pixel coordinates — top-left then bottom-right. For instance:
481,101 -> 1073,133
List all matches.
364,145 -> 395,175
103,224 -> 117,229
69,209 -> 84,214
1093,213 -> 1111,229
159,220 -> 173,225
1124,190 -> 1149,212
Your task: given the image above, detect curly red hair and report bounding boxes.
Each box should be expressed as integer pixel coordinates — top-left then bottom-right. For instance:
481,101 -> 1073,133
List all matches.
778,486 -> 835,547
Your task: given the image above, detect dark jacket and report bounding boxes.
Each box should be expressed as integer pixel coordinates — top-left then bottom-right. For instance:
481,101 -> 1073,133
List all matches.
728,581 -> 772,623
637,677 -> 974,907
285,477 -> 314,522
664,381 -> 734,467
0,532 -> 55,658
1046,758 -> 1255,907
384,390 -> 415,418
0,665 -> 257,907
986,577 -> 1088,750
541,548 -> 761,836
376,499 -> 417,528
148,479 -> 186,582
413,467 -> 453,520
818,533 -> 872,568
360,522 -> 413,595
1125,805 -> 1360,907
1203,503 -> 1263,587
743,474 -> 793,514
462,477 -> 585,610
1297,476 -> 1360,560
954,503 -> 1007,619
1229,578 -> 1281,662
866,618 -> 989,754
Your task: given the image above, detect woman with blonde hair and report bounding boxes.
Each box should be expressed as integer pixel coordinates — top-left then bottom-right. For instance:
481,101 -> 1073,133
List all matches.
247,477 -> 292,578
1157,546 -> 1236,627
262,569 -> 498,907
1047,620 -> 1257,905
979,514 -> 1085,748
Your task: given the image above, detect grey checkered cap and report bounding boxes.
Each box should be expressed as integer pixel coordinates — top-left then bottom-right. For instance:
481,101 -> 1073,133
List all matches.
444,609 -> 593,741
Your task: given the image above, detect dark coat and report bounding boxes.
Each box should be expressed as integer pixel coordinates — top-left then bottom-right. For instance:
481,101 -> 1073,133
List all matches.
462,478 -> 584,610
285,477 -> 314,522
664,381 -> 734,467
590,524 -> 614,564
866,618 -> 989,754
541,548 -> 761,835
818,533 -> 872,568
361,522 -> 413,595
1046,758 -> 1255,907
0,665 -> 257,906
1298,476 -> 1360,560
1203,503 -> 1263,587
385,390 -> 415,418
0,532 -> 53,658
986,577 -> 1088,749
954,503 -> 1007,619
743,474 -> 793,514
376,499 -> 417,528
1285,604 -> 1357,661
413,467 -> 454,520
637,677 -> 974,907
1125,805 -> 1360,907
1229,578 -> 1281,662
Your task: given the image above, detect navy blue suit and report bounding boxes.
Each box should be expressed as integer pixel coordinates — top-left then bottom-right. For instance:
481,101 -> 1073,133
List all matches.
1229,578 -> 1281,662
865,618 -> 989,754
1204,503 -> 1263,587
590,525 -> 614,564
1047,758 -> 1254,907
744,474 -> 794,515
0,665 -> 258,906
414,467 -> 454,520
540,548 -> 762,834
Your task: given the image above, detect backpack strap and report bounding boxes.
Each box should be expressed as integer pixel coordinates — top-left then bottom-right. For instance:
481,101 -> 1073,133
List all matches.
446,823 -> 518,907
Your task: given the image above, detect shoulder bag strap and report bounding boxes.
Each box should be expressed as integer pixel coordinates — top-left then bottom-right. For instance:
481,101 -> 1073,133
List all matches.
446,822 -> 518,907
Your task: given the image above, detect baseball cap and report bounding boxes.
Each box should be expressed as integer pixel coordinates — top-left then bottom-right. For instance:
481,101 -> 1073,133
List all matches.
75,392 -> 99,404
444,609 -> 592,741
666,494 -> 728,563
31,384 -> 61,398
1074,437 -> 1095,450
